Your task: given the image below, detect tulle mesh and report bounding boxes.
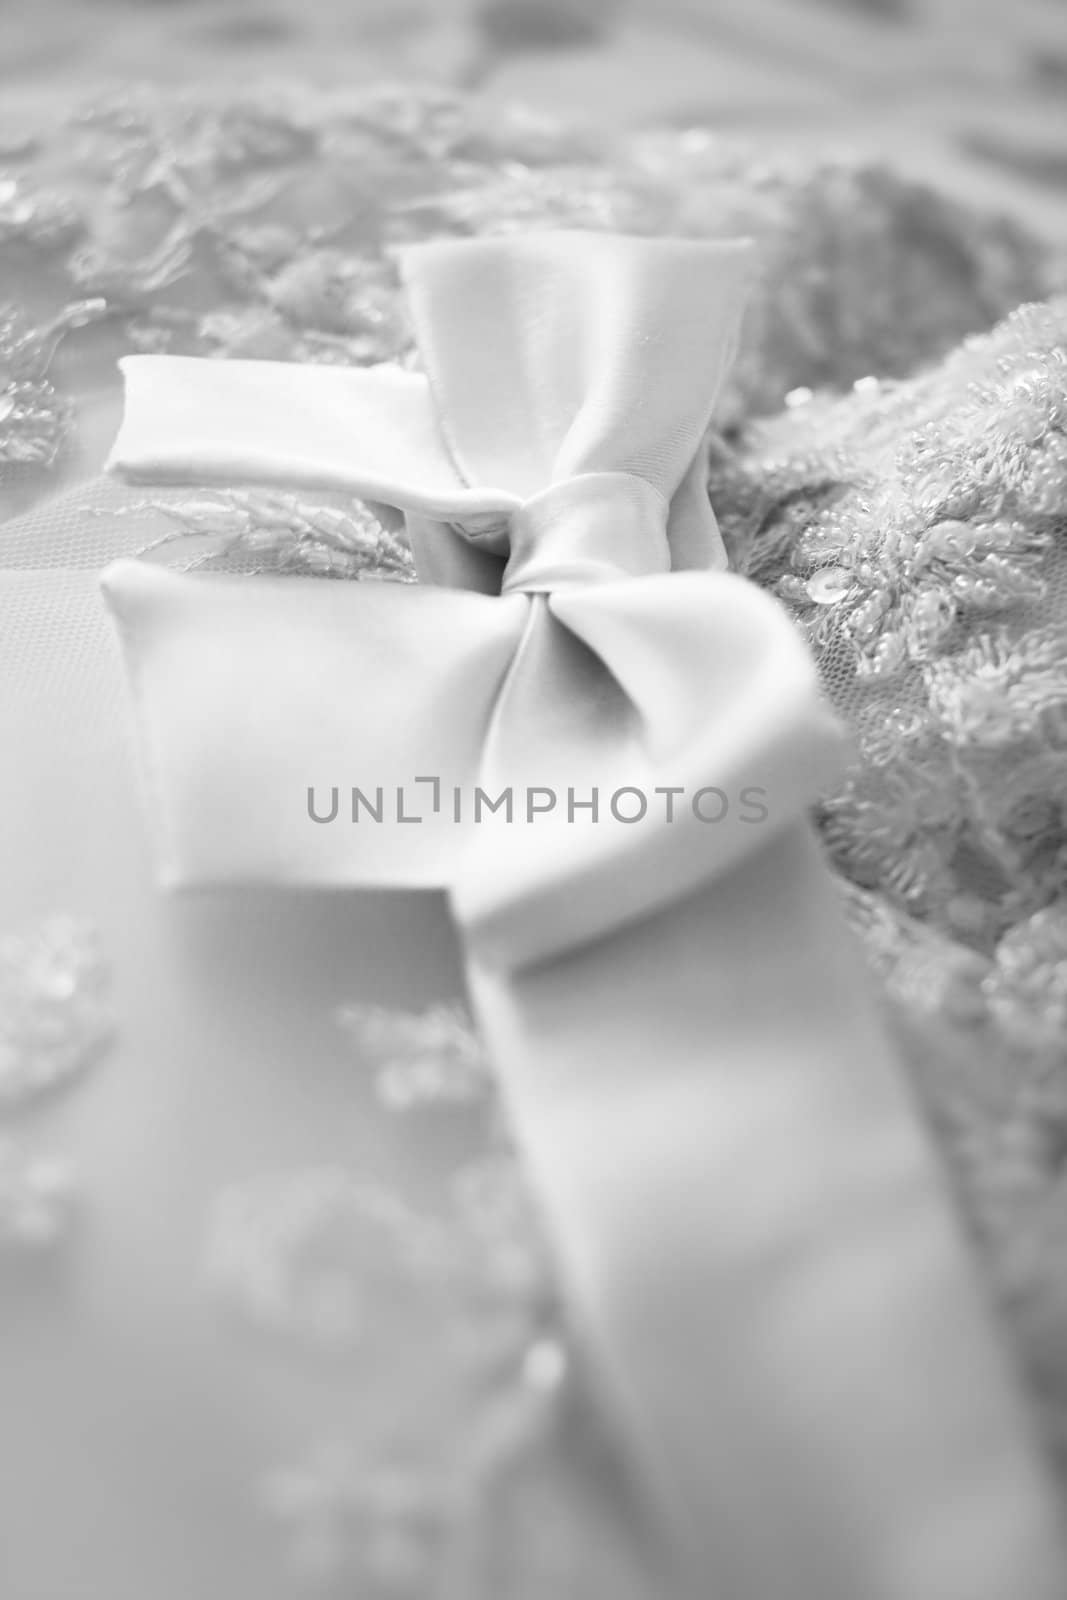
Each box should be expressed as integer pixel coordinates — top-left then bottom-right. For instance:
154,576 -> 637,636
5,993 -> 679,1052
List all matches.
0,476 -> 175,569
0,567 -> 125,746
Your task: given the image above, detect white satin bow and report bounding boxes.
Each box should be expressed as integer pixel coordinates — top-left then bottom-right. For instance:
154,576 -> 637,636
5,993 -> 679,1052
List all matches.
100,232 -> 1067,1600
102,233 -> 843,968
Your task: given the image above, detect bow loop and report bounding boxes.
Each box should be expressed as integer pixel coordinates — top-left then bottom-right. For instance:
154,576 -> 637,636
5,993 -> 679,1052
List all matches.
399,231 -> 754,579
400,232 -> 753,500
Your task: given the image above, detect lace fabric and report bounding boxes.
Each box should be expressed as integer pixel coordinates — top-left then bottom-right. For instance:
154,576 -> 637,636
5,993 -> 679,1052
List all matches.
0,84 -> 1051,512
3,81 -> 1067,1580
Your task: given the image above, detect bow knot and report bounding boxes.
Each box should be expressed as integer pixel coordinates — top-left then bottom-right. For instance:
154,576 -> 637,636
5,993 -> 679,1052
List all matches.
499,473 -> 670,594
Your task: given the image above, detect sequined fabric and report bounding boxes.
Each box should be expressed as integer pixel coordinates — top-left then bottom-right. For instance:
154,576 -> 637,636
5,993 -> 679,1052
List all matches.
4,82 -> 1067,1567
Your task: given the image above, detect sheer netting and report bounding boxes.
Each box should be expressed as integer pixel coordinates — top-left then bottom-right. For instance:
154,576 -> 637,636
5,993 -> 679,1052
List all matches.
3,84 -> 1067,1512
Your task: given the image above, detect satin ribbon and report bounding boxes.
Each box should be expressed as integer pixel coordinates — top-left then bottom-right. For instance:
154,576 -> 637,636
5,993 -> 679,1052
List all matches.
100,232 -> 1067,1599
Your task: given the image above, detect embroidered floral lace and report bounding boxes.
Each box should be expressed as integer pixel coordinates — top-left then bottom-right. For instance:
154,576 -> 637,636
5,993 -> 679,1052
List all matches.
3,83 -> 1067,1585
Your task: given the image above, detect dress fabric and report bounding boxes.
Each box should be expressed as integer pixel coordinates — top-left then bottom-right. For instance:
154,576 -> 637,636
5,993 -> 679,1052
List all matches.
2,84 -> 1067,1600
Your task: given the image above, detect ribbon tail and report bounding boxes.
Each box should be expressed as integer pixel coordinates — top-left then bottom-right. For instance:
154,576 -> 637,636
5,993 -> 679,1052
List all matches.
464,821 -> 1067,1600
